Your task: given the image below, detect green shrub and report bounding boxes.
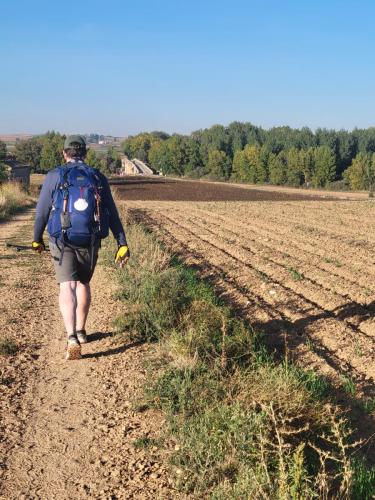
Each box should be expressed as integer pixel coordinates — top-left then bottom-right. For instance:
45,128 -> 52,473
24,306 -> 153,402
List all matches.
145,365 -> 225,418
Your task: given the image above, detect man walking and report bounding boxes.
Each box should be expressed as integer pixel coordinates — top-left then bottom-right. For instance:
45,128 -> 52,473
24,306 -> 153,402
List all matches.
32,135 -> 129,360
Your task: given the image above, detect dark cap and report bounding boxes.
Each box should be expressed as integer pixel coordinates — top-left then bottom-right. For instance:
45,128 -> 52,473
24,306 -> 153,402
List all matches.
64,134 -> 86,149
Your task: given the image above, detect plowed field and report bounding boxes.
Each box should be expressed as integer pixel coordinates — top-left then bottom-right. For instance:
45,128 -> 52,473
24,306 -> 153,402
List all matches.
125,196 -> 375,396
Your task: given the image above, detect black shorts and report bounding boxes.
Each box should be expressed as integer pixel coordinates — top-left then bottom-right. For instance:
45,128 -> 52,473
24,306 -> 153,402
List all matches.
49,239 -> 100,284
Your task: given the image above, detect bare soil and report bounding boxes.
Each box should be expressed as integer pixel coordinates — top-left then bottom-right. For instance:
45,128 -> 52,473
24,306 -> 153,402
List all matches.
0,210 -> 177,499
112,176 -> 344,202
126,199 -> 375,398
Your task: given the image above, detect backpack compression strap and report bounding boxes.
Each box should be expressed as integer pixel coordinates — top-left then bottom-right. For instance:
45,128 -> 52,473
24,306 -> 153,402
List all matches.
59,168 -> 71,266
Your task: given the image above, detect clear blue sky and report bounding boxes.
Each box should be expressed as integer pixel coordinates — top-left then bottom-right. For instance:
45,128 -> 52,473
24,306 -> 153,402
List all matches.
1,0 -> 375,136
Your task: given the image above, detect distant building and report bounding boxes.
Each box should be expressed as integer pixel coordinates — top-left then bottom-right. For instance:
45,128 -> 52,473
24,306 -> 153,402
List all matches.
3,160 -> 30,188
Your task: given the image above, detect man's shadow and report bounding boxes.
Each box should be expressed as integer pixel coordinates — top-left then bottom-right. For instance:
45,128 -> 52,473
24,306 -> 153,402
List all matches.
81,332 -> 144,359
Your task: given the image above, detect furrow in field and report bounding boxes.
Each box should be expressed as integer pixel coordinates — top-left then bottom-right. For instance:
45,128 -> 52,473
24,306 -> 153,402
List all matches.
146,209 -> 375,384
140,209 -> 373,388
225,201 -> 375,245
186,206 -> 375,338
188,206 -> 374,301
140,210 -> 365,384
199,203 -> 375,283
167,208 -> 375,343
232,205 -> 375,258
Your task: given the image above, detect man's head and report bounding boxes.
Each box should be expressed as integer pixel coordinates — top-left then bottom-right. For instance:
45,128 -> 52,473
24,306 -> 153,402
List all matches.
63,135 -> 87,161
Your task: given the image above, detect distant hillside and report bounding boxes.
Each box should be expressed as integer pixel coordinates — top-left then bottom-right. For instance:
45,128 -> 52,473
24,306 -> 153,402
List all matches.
0,134 -> 34,142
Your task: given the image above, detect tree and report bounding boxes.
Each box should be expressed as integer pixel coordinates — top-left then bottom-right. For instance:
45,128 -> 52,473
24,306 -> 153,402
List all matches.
106,146 -> 121,174
0,140 -> 6,161
183,138 -> 203,177
243,145 -> 262,183
343,153 -> 373,190
285,148 -> 303,187
86,149 -> 105,172
0,140 -> 7,180
231,145 -> 264,183
122,133 -> 162,162
39,132 -> 65,172
336,130 -> 358,176
206,150 -> 230,180
232,150 -> 247,182
14,137 -> 43,171
312,146 -> 336,187
227,121 -> 248,155
198,124 -> 230,164
300,148 -> 315,184
269,152 -> 287,185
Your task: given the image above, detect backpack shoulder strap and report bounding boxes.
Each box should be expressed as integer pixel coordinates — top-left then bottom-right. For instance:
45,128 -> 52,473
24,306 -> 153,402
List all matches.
80,164 -> 103,188
56,166 -> 70,187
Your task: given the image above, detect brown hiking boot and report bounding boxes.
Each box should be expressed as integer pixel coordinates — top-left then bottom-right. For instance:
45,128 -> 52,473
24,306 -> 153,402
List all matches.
66,335 -> 81,361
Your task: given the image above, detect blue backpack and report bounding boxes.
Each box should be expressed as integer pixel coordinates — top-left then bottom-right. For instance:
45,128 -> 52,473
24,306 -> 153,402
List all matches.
48,164 -> 109,253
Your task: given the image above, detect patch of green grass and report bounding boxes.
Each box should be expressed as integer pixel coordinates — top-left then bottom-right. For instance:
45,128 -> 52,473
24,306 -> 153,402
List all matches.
305,337 -> 315,352
324,257 -> 343,267
0,337 -> 18,356
287,266 -> 304,281
358,398 -> 375,414
351,458 -> 375,499
282,362 -> 330,400
341,374 -> 356,396
354,341 -> 364,358
133,436 -> 161,450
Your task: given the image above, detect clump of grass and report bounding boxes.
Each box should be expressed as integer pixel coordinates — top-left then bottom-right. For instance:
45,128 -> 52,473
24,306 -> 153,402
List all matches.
287,266 -> 304,281
358,398 -> 375,414
324,256 -> 343,267
145,365 -> 226,418
0,182 -> 29,220
0,336 -> 18,356
133,436 -> 160,450
107,216 -> 375,498
351,458 -> 375,498
167,301 -> 258,370
341,374 -> 356,396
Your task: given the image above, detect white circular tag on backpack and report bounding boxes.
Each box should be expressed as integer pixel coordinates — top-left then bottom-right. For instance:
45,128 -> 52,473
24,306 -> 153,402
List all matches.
74,198 -> 89,211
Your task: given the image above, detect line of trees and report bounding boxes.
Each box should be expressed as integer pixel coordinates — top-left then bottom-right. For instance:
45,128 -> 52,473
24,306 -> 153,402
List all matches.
6,123 -> 375,190
122,123 -> 375,189
11,132 -> 121,175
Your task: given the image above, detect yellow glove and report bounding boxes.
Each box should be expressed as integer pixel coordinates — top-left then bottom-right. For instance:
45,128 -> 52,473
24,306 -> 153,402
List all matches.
32,241 -> 45,254
115,245 -> 130,267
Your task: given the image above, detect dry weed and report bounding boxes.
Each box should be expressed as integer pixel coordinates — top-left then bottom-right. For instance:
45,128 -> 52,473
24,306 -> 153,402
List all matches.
0,182 -> 29,219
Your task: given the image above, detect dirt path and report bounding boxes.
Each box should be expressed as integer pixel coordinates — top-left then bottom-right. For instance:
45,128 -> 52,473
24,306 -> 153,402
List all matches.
0,210 -> 176,499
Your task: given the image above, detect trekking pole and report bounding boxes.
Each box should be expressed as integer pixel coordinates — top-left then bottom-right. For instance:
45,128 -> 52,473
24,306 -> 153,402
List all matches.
5,243 -> 50,252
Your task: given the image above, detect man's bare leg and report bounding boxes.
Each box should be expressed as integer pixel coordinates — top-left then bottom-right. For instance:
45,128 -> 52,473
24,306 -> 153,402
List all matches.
76,282 -> 91,343
59,280 -> 81,359
59,281 -> 77,334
